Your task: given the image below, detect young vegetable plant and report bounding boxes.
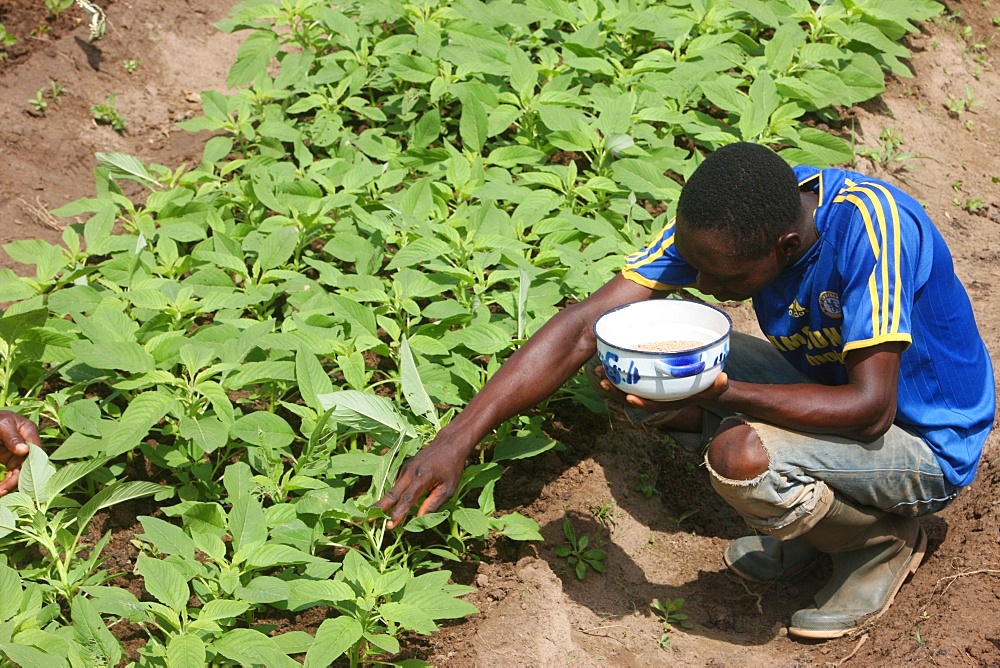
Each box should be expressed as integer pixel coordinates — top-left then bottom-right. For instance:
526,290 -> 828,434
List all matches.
0,447 -> 168,606
0,562 -> 124,666
555,516 -> 606,580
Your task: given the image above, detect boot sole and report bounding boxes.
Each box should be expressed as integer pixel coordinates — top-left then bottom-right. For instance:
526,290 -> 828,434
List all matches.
787,525 -> 927,640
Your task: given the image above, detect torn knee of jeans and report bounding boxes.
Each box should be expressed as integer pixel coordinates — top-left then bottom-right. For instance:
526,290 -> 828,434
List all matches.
705,417 -> 770,482
705,458 -> 768,487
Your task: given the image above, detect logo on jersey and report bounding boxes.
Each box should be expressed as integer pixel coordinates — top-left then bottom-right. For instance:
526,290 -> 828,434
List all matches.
787,299 -> 808,318
818,291 -> 842,318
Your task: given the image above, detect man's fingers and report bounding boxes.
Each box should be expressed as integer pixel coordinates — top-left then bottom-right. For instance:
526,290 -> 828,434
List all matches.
0,414 -> 32,456
0,468 -> 20,496
17,419 -> 41,447
417,486 -> 452,517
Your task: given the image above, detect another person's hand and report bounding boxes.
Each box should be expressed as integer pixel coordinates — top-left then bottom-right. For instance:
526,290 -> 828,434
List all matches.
0,410 -> 40,496
373,437 -> 469,529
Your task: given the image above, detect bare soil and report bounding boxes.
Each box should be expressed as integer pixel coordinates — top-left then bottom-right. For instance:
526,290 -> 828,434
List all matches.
1,1 -> 999,666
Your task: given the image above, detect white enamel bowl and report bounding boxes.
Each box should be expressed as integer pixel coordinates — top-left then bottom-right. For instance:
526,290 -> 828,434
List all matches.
593,300 -> 732,401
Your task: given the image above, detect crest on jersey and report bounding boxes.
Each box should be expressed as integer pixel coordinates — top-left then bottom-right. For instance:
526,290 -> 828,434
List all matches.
818,291 -> 842,318
788,299 -> 808,318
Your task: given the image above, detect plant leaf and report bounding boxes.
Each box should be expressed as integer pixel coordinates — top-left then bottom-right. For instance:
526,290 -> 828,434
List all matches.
304,617 -> 364,667
399,337 -> 438,429
135,553 -> 189,611
18,446 -> 54,507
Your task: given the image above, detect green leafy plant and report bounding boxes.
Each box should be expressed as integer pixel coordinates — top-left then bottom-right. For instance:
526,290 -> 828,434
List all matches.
0,23 -> 16,50
26,81 -> 65,116
945,83 -> 982,116
635,473 -> 658,499
665,508 -> 700,528
0,447 -> 168,605
123,57 -> 141,73
856,127 -> 921,171
953,197 -> 985,213
27,89 -> 48,115
44,0 -> 75,17
591,500 -> 617,529
652,597 -> 694,648
555,517 -> 606,580
90,93 -> 126,132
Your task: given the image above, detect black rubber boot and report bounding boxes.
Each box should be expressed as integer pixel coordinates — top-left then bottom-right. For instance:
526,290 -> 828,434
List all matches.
724,535 -> 822,582
788,496 -> 926,639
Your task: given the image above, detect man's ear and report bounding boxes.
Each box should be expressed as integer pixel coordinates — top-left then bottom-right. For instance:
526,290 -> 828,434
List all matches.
774,231 -> 801,263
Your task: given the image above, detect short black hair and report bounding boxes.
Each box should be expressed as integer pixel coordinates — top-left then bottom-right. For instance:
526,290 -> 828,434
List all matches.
676,142 -> 801,258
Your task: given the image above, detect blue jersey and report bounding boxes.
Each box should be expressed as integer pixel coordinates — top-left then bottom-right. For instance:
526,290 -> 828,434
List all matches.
622,166 -> 995,487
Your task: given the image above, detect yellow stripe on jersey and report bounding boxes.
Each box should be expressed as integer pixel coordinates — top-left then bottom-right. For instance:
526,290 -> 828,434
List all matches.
836,193 -> 881,336
868,182 -> 904,334
623,218 -> 676,270
833,183 -> 903,338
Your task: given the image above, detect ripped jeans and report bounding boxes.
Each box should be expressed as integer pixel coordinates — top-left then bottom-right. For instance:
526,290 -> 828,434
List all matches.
704,333 -> 960,535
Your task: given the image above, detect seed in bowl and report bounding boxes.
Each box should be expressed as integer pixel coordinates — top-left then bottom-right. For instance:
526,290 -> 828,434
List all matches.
635,339 -> 706,353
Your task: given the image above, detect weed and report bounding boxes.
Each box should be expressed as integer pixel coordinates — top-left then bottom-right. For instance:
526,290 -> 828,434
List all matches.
27,81 -> 66,116
44,0 -> 74,17
555,517 -> 606,580
591,500 -> 617,529
123,58 -> 141,73
0,23 -> 16,49
945,83 -> 982,117
28,89 -> 48,115
635,473 -> 658,499
90,93 -> 126,132
664,508 -> 700,528
901,624 -> 926,645
857,127 -> 921,171
652,597 -> 694,648
953,197 -> 985,213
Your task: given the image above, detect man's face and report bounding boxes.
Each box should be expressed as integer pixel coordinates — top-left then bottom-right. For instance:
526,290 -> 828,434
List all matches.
673,219 -> 784,302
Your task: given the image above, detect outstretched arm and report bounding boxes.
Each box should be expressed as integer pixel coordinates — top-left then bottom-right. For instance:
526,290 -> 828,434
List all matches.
374,274 -> 659,527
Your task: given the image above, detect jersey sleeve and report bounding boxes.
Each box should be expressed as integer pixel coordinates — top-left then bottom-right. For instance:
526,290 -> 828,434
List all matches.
621,218 -> 698,290
833,180 -> 916,353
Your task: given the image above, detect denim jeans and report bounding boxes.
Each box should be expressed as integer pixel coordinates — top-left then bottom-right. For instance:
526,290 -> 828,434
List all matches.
704,332 -> 960,534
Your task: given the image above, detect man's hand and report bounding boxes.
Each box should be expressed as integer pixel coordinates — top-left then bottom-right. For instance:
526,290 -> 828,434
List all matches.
0,410 -> 40,496
373,438 -> 469,529
594,364 -> 729,412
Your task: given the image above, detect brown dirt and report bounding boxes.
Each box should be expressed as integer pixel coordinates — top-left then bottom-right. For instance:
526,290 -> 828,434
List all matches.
2,1 -> 999,666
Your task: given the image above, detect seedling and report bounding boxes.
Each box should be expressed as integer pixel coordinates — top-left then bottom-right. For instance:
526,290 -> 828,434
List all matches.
945,83 -> 982,117
953,197 -> 985,213
27,81 -> 66,116
123,58 -> 141,73
901,624 -> 926,646
635,473 -> 658,499
0,23 -> 16,48
48,80 -> 65,100
555,517 -> 606,580
652,597 -> 694,648
664,508 -> 699,528
28,89 -> 48,115
44,0 -> 75,17
591,500 -> 617,529
91,93 -> 126,132
857,127 -> 920,171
